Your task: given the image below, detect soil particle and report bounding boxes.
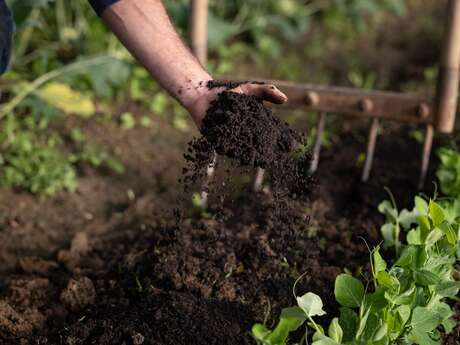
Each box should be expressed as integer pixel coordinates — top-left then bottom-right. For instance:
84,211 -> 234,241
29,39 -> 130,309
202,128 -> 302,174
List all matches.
0,300 -> 45,340
69,232 -> 90,256
131,331 -> 145,345
58,232 -> 91,271
18,257 -> 58,276
60,277 -> 96,312
8,278 -> 50,308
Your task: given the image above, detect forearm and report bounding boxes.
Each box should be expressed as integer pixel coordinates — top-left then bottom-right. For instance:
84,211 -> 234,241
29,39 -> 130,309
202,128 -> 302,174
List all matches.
100,0 -> 211,109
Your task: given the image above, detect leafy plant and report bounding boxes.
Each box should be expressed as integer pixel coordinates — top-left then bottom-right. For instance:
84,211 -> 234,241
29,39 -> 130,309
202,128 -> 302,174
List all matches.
0,115 -> 124,195
436,147 -> 460,197
253,197 -> 460,345
0,115 -> 77,194
378,190 -> 418,256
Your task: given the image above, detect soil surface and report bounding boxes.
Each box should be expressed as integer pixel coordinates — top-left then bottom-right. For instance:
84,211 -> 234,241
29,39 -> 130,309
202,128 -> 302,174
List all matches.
0,104 -> 457,344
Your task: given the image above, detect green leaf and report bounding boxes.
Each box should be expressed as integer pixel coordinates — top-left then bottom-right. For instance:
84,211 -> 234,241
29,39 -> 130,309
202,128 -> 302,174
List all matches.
399,209 -> 418,230
412,286 -> 430,307
373,248 -> 387,273
361,312 -> 380,340
396,305 -> 411,327
365,286 -> 388,311
334,274 -> 365,308
407,229 -> 423,245
252,324 -> 270,342
415,196 -> 429,215
373,324 -> 388,342
356,306 -> 371,338
339,307 -> 358,342
296,292 -> 326,317
378,200 -> 398,221
429,200 -> 445,226
433,302 -> 454,322
425,228 -> 444,246
265,318 -> 290,345
391,285 -> 416,305
410,307 -> 441,332
381,223 -> 395,248
396,246 -> 426,269
438,222 -> 458,245
413,270 -> 439,286
311,334 -> 340,345
435,281 -> 460,297
328,318 -> 343,343
441,318 -> 457,334
377,271 -> 398,290
280,306 -> 307,331
410,329 -> 440,345
418,215 -> 432,240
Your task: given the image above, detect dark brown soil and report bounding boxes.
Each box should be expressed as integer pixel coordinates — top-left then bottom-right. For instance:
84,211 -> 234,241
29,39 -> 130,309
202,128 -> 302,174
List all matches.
0,108 -> 456,344
182,89 -> 311,216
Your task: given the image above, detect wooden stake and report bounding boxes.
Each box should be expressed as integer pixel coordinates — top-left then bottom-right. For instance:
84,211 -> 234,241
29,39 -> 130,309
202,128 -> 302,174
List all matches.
362,118 -> 379,182
309,112 -> 327,174
418,124 -> 434,189
190,0 -> 208,66
253,168 -> 265,191
435,0 -> 460,133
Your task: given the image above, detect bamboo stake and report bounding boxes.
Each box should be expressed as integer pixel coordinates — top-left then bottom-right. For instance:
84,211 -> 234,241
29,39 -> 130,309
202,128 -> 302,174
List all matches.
309,112 -> 327,174
361,118 -> 379,182
190,0 -> 208,66
418,124 -> 434,189
435,0 -> 460,133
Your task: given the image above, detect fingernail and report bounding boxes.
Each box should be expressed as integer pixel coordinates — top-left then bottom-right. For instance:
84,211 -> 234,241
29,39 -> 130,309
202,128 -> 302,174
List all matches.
277,90 -> 288,100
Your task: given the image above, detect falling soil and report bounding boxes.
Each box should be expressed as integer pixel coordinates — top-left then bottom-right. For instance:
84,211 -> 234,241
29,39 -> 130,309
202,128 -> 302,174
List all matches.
181,84 -> 312,219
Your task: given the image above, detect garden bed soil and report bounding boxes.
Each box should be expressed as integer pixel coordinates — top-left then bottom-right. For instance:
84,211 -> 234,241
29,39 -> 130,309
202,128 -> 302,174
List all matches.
0,105 -> 457,344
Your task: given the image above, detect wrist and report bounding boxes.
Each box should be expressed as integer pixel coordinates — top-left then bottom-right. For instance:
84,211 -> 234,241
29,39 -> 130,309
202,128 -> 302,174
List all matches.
178,77 -> 213,110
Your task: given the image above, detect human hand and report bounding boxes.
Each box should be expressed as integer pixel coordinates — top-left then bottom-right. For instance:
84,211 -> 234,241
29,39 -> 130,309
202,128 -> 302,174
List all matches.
184,81 -> 288,129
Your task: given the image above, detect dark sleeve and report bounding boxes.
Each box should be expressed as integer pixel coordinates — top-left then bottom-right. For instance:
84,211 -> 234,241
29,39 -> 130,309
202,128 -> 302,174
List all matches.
88,0 -> 120,16
0,0 -> 14,74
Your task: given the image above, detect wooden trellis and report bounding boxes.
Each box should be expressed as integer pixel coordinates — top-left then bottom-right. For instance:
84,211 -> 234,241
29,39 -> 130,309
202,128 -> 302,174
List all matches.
189,0 -> 460,191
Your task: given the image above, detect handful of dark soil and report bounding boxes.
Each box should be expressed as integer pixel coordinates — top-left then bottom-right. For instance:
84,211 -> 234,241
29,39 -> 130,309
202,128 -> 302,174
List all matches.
182,83 -> 312,203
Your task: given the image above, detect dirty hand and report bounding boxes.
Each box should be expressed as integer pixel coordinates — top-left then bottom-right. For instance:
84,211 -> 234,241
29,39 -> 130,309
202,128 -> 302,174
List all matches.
185,82 -> 288,129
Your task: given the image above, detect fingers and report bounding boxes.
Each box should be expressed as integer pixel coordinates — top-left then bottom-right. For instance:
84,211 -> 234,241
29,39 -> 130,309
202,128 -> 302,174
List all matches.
235,83 -> 288,104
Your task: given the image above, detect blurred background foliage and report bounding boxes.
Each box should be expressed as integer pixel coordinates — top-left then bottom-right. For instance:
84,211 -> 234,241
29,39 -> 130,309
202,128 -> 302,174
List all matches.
0,0 -> 443,194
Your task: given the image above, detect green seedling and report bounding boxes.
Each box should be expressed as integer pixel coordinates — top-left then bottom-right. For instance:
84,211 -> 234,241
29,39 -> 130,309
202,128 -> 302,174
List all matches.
253,196 -> 460,345
436,147 -> 460,197
378,188 -> 418,256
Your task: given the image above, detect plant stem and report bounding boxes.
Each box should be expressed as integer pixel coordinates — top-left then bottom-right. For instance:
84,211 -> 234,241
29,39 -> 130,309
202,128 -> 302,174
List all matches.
306,314 -> 322,335
15,8 -> 41,60
56,0 -> 68,44
395,222 -> 401,257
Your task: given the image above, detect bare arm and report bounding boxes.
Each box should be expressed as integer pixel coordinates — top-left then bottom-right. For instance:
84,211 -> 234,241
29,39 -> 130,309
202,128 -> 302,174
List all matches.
100,0 -> 287,127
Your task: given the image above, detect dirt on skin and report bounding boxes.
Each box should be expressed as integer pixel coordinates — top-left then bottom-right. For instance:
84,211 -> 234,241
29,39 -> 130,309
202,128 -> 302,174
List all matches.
0,104 -> 457,344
